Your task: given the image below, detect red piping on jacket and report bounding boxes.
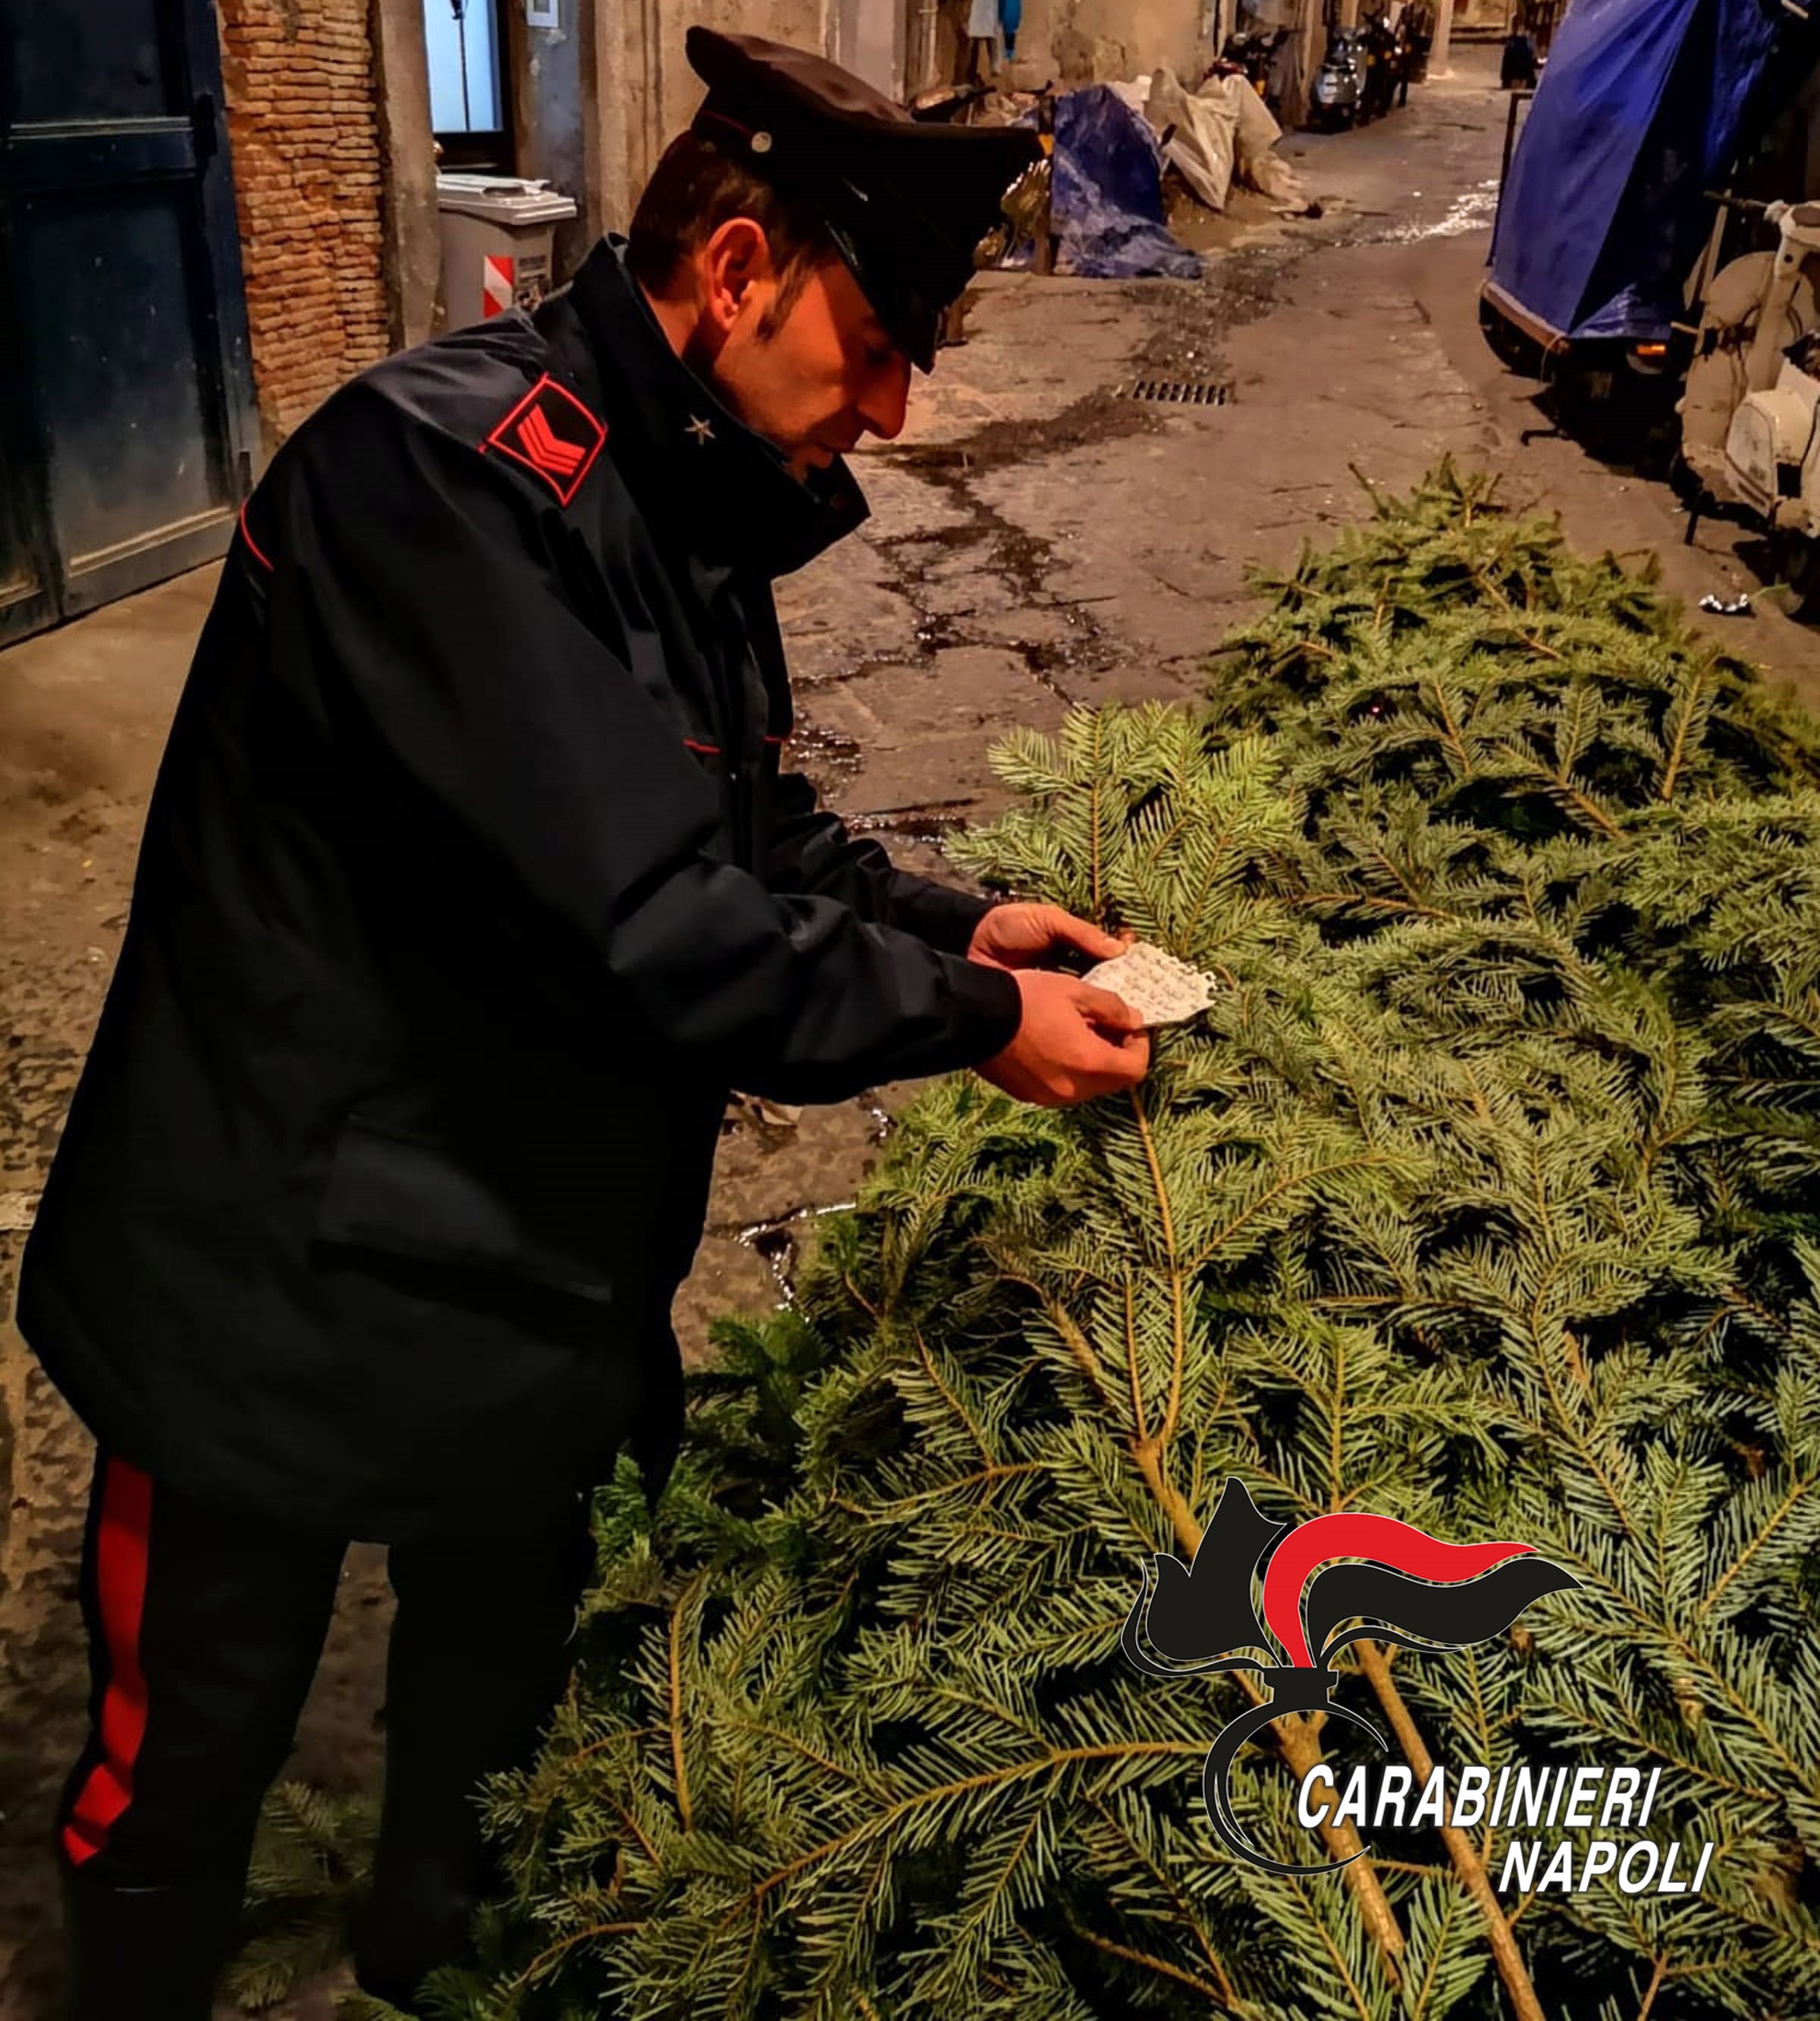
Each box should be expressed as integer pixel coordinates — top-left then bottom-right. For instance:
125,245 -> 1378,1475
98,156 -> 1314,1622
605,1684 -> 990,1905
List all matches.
61,1461 -> 155,1867
237,501 -> 274,573
684,737 -> 787,758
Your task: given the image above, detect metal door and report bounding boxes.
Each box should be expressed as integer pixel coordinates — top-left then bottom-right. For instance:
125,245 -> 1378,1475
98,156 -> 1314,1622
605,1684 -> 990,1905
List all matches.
1,0 -> 257,644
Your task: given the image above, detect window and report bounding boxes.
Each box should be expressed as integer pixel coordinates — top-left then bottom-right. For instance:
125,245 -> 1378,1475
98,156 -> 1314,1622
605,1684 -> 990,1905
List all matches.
425,0 -> 513,171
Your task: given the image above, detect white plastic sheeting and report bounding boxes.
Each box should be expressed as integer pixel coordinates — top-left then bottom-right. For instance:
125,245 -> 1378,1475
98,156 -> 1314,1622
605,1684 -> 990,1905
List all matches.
1111,67 -> 1311,216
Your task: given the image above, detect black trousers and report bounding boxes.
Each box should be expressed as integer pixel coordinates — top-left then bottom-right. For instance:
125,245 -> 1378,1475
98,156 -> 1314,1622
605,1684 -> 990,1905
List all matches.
58,1451 -> 595,2011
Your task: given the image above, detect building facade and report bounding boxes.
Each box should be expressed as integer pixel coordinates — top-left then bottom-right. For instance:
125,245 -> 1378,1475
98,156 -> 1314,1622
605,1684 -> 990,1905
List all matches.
218,0 -> 396,444
0,0 -> 1217,645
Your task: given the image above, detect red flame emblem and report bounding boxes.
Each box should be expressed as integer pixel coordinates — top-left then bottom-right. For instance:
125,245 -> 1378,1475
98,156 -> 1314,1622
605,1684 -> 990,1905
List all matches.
1122,1480 -> 1578,1873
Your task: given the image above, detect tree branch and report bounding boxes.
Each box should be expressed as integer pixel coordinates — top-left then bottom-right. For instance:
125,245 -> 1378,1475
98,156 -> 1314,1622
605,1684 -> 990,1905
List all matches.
1353,1640 -> 1546,2021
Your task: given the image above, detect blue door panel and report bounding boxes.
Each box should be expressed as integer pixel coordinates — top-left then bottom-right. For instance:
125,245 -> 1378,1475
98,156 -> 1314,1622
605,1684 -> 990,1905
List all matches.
2,0 -> 258,640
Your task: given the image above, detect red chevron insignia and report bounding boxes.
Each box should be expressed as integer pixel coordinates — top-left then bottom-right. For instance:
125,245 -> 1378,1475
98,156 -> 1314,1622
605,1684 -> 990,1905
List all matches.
483,375 -> 606,504
517,404 -> 585,475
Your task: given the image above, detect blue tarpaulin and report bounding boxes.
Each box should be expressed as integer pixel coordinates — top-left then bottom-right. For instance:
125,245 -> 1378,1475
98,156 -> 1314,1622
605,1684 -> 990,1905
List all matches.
1489,0 -> 1793,344
1046,86 -> 1202,280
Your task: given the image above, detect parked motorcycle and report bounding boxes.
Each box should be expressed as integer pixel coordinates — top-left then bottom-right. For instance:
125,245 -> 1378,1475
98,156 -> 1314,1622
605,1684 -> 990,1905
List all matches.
1403,0 -> 1436,83
1310,30 -> 1364,131
1359,11 -> 1402,124
1219,28 -> 1290,115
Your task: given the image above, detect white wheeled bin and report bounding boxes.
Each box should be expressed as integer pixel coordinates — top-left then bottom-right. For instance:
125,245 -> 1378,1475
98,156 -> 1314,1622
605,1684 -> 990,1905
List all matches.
435,174 -> 579,328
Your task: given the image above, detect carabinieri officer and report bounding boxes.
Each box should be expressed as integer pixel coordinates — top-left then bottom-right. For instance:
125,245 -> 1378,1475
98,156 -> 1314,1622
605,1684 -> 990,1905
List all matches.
19,27 -> 1151,2019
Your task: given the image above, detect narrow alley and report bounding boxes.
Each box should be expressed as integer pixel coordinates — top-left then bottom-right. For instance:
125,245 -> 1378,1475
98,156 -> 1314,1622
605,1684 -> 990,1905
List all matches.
4,41 -> 1816,2019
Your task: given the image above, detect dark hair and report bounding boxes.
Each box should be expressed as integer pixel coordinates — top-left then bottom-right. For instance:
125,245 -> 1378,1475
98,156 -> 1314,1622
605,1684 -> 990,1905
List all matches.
627,130 -> 839,331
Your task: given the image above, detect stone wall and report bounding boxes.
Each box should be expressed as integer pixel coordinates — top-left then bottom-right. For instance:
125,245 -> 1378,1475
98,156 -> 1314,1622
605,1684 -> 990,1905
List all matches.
1000,0 -> 1210,88
833,0 -> 906,100
592,0 -> 836,240
217,0 -> 393,447
1048,0 -> 1208,83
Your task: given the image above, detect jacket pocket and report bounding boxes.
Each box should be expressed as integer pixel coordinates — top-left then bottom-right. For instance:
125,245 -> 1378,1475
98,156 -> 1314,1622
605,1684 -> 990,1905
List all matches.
313,1115 -> 614,1304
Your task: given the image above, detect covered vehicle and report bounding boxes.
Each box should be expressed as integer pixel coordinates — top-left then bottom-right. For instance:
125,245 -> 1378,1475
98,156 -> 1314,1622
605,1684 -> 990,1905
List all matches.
1482,0 -> 1816,380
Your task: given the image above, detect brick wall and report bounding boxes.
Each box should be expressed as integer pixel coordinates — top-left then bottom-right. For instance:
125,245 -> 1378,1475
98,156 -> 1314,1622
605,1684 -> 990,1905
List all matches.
218,0 -> 392,447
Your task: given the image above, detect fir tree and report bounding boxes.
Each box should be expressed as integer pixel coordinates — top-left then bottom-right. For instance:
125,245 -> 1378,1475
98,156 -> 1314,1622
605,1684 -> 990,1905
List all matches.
227,1781 -> 380,2011
259,470 -> 1820,2020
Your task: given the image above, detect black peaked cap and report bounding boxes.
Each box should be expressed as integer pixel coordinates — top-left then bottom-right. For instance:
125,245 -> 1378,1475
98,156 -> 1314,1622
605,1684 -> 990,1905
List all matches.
685,27 -> 1040,372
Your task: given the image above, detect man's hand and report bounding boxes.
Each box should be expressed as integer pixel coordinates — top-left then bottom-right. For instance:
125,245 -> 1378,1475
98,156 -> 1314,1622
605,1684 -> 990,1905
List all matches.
977,971 -> 1150,1108
968,904 -> 1132,974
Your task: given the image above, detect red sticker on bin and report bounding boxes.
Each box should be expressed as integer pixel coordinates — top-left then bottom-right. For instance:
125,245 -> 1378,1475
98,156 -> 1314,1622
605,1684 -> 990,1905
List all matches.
483,375 -> 607,505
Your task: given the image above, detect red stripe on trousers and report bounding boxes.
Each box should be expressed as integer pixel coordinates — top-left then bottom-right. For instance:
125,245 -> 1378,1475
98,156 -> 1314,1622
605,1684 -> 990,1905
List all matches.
61,1459 -> 154,1866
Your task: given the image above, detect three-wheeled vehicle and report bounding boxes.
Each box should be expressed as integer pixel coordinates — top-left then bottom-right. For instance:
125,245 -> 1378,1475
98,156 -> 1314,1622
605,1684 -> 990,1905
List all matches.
1480,0 -> 1819,437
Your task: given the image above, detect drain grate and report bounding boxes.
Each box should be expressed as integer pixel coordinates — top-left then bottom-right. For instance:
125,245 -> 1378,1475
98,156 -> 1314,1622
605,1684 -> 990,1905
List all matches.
1127,378 -> 1233,406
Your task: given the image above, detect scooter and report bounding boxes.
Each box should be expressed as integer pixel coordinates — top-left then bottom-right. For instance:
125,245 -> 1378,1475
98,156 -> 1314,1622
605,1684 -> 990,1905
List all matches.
1680,194 -> 1820,611
1220,28 -> 1290,115
1310,30 -> 1363,130
1359,11 -> 1402,123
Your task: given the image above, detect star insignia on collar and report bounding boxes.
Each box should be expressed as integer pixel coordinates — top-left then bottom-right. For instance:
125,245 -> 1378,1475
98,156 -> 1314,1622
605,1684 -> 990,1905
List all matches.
686,416 -> 714,446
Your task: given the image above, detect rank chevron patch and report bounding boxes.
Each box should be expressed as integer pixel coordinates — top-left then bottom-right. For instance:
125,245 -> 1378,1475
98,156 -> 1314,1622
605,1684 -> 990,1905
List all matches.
483,374 -> 607,505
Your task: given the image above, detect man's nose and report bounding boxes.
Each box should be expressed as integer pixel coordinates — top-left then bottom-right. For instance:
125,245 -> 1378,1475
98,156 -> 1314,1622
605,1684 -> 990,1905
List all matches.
858,356 -> 912,441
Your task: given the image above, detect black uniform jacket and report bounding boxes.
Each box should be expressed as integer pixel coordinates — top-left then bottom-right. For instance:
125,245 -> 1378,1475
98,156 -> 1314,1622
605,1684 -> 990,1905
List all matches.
17,238 -> 1022,1542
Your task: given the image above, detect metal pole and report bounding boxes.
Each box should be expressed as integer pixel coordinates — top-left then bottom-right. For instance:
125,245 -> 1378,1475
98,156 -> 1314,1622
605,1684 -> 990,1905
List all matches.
452,0 -> 472,131
1498,86 -> 1530,193
1033,89 -> 1056,276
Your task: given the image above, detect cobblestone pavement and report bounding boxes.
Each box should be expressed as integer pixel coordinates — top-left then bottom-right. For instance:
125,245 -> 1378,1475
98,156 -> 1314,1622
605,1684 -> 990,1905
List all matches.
5,49 -> 1815,2017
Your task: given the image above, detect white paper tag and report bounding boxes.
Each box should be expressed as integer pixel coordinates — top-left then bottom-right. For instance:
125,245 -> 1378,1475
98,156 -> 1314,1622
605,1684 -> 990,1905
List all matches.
1082,943 -> 1219,1027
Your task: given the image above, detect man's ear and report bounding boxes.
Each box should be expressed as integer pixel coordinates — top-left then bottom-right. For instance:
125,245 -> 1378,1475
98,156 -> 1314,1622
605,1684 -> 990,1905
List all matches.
698,218 -> 775,338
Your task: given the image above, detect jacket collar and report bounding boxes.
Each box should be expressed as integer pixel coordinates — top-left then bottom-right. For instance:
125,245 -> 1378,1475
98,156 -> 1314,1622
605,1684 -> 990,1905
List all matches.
558,237 -> 869,579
